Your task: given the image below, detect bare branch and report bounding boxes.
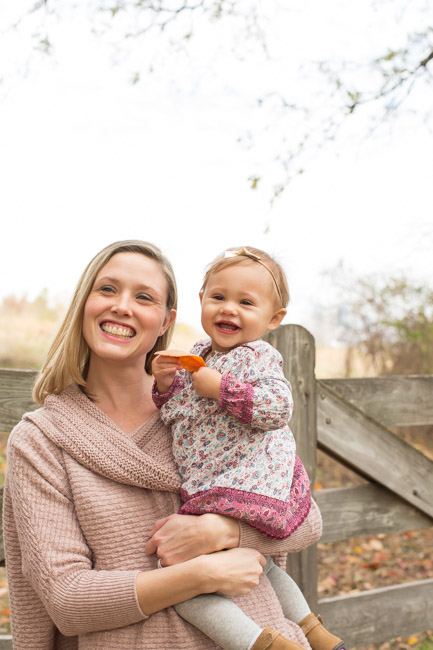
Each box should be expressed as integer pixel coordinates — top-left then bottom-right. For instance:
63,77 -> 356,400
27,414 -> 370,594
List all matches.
124,0 -> 206,38
419,49 -> 433,68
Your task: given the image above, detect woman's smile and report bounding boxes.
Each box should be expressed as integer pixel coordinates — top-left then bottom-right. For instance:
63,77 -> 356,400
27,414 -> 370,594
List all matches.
99,320 -> 136,341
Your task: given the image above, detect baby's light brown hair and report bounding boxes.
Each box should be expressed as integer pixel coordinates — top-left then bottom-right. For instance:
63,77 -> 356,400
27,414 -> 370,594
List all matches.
200,246 -> 290,308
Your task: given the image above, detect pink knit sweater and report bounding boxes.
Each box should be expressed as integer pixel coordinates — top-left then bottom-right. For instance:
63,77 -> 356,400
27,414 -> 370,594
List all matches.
3,384 -> 322,650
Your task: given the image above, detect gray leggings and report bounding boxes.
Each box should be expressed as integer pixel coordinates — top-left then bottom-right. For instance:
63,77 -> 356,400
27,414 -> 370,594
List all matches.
174,556 -> 310,650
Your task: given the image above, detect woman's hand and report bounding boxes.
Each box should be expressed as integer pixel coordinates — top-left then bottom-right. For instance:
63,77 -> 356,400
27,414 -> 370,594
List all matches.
201,547 -> 267,597
145,513 -> 240,566
136,546 -> 266,615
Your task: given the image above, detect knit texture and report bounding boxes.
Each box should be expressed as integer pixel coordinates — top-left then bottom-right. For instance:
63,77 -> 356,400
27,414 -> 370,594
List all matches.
3,384 -> 322,650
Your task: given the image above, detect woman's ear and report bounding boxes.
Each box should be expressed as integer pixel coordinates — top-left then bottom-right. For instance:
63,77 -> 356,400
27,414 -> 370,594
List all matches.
160,309 -> 177,336
267,308 -> 287,332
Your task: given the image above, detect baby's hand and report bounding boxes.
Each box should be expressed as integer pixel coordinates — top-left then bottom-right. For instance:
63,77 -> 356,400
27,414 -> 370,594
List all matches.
152,354 -> 182,394
191,367 -> 222,400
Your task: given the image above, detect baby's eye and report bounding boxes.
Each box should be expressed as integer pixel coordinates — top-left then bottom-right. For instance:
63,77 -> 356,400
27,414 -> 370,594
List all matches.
240,299 -> 253,306
212,294 -> 224,301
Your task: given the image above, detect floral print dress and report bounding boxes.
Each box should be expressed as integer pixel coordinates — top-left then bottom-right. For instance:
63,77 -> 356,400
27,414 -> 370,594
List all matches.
153,339 -> 311,538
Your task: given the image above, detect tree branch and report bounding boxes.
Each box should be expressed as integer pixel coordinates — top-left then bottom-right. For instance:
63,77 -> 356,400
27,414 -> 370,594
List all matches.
419,49 -> 433,68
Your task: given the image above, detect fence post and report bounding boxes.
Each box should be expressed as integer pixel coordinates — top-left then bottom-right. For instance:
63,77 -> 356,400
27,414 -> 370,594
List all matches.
265,324 -> 318,610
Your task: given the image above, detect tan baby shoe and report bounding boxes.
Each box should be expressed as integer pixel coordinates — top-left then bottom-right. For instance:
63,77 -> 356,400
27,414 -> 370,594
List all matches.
251,627 -> 308,650
299,614 -> 345,650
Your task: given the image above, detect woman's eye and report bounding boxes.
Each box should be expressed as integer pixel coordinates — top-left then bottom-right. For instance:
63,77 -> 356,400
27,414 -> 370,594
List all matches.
137,294 -> 152,301
100,285 -> 115,294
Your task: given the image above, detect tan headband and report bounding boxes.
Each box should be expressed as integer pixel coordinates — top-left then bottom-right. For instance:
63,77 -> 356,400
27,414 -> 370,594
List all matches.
224,247 -> 283,305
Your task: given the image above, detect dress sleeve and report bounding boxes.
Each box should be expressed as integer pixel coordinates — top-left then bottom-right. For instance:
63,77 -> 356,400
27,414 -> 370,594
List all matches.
238,498 -> 322,554
217,345 -> 293,430
151,372 -> 186,408
5,425 -> 147,637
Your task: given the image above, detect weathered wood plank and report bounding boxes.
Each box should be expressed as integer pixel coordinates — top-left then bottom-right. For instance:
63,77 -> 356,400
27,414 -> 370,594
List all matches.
266,326 -> 317,479
318,578 -> 433,647
317,381 -> 433,518
316,484 -> 432,543
322,376 -> 433,427
0,486 -> 4,565
266,325 -> 318,610
0,637 -> 12,650
0,369 -> 38,432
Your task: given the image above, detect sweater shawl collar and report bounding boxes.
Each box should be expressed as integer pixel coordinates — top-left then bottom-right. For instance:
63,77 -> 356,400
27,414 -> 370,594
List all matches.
24,384 -> 181,493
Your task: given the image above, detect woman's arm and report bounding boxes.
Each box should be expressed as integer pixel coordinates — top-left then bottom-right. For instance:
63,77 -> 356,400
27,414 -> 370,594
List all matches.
5,427 -> 146,637
136,547 -> 266,614
238,499 -> 323,553
6,423 -> 266,637
145,500 -> 322,567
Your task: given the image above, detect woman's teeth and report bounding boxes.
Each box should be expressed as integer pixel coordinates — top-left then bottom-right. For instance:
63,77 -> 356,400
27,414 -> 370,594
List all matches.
101,323 -> 135,339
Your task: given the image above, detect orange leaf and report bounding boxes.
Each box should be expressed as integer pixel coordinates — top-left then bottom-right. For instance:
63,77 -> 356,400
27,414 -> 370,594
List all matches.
407,637 -> 419,645
156,350 -> 206,373
178,355 -> 206,372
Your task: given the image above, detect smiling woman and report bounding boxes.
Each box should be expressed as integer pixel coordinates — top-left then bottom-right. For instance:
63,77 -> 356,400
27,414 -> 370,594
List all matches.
32,241 -> 178,406
83,253 -> 174,365
81,251 -> 177,430
3,239 -> 323,650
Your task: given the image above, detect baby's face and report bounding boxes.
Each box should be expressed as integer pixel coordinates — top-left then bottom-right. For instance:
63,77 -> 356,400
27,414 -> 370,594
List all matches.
200,261 -> 285,353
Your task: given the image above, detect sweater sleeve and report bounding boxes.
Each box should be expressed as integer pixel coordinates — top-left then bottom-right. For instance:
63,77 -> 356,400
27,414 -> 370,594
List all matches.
5,424 -> 147,637
238,498 -> 322,554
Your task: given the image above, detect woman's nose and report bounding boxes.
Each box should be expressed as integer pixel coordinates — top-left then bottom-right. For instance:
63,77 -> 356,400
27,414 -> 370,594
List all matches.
111,294 -> 133,316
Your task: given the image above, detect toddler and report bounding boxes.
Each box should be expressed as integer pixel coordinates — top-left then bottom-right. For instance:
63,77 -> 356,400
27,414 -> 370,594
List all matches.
152,247 -> 344,650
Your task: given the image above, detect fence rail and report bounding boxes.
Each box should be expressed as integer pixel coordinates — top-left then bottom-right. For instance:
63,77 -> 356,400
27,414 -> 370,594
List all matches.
265,326 -> 433,646
0,325 -> 432,648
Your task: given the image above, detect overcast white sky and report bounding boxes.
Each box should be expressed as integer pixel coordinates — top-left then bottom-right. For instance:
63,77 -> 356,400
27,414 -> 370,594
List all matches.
1,0 -> 432,338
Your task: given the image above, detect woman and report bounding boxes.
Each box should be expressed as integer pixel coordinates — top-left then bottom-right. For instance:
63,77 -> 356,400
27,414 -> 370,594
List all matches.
3,240 -> 322,650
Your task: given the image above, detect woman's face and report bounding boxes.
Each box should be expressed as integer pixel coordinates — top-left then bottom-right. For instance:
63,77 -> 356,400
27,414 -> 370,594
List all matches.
83,252 -> 175,367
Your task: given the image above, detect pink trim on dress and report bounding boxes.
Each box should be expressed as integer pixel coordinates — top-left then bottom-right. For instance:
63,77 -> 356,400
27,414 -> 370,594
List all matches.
152,373 -> 185,408
179,455 -> 311,539
218,374 -> 254,424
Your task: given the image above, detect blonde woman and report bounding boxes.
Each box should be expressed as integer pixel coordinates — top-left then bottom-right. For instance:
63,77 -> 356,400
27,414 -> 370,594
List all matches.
4,240 -> 322,650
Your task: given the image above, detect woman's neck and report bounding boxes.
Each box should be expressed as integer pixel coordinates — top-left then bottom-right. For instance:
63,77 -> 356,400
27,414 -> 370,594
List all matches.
85,358 -> 157,434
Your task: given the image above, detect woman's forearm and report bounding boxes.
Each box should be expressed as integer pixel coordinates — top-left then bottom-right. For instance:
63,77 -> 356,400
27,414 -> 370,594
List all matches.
136,557 -> 209,614
238,499 -> 323,554
137,548 -> 266,614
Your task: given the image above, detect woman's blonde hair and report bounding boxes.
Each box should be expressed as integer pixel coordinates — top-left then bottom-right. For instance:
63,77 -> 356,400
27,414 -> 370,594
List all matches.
200,246 -> 290,308
33,240 -> 177,405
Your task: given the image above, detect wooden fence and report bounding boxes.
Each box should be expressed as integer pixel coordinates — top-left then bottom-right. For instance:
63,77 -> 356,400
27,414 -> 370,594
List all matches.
0,324 -> 432,648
